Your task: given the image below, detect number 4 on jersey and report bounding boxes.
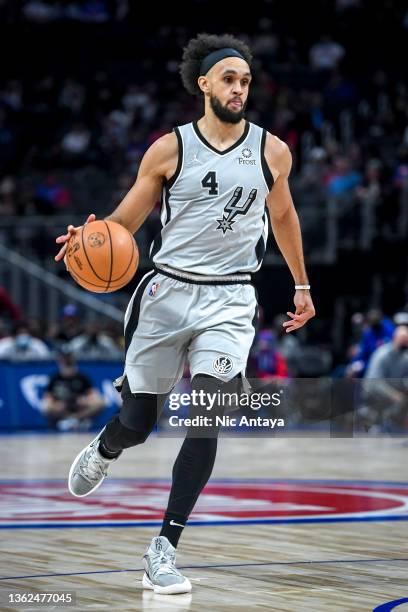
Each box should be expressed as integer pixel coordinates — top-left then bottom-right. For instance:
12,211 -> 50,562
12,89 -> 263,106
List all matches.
201,171 -> 219,195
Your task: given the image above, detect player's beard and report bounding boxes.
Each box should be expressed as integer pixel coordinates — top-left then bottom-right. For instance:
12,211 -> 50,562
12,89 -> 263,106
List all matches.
210,94 -> 246,124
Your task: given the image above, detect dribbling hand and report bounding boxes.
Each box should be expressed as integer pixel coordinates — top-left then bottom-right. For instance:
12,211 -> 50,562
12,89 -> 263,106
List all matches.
55,213 -> 96,268
282,290 -> 316,333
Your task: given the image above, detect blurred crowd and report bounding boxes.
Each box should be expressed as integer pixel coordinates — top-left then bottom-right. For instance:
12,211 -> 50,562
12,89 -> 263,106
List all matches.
0,0 -> 129,24
0,2 -> 407,432
0,2 -> 407,261
0,289 -> 124,360
1,277 -> 407,432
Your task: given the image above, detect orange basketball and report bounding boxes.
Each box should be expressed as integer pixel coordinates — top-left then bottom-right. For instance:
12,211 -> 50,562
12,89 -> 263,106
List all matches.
65,220 -> 138,293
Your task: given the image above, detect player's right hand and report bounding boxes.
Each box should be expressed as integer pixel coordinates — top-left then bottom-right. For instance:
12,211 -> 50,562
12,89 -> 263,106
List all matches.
55,213 -> 96,264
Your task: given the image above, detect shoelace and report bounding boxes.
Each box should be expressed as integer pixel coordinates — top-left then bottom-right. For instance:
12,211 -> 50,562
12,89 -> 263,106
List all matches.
78,445 -> 108,483
150,550 -> 179,577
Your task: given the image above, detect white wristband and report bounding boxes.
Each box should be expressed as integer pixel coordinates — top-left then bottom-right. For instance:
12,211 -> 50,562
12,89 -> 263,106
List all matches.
295,284 -> 310,290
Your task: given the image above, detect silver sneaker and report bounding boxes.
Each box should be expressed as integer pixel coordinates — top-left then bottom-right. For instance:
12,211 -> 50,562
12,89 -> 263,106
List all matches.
68,428 -> 118,497
142,536 -> 192,595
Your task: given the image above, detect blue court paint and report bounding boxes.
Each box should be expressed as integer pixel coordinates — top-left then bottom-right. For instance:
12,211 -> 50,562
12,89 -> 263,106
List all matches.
1,515 -> 408,530
373,598 -> 408,611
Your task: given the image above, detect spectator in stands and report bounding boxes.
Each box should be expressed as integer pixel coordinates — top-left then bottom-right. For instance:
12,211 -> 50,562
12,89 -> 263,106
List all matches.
122,84 -> 151,116
350,308 -> 395,376
272,314 -> 300,375
22,0 -> 59,23
60,122 -> 91,166
0,176 -> 18,215
43,348 -> 106,431
361,325 -> 408,432
355,159 -> 383,203
0,285 -> 22,323
0,321 -> 50,359
299,147 -> 329,188
393,147 -> 408,189
67,321 -> 123,359
2,80 -> 23,112
324,156 -> 362,196
309,35 -> 345,71
251,329 -> 288,381
293,147 -> 328,209
34,174 -> 71,214
66,0 -> 110,23
394,307 -> 408,327
58,78 -> 85,115
0,108 -> 17,174
47,303 -> 83,347
82,0 -> 110,22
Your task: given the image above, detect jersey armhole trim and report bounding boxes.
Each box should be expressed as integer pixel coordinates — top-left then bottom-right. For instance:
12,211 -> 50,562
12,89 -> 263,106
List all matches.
166,126 -> 183,189
261,129 -> 274,191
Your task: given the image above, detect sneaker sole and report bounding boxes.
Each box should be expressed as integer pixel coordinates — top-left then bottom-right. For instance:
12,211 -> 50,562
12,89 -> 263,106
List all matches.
142,572 -> 192,594
68,427 -> 106,498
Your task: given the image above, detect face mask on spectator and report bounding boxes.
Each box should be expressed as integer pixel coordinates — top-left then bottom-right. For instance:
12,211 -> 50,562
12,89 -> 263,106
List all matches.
15,333 -> 30,350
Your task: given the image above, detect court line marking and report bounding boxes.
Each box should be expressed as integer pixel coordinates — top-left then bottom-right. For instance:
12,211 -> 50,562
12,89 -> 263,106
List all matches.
1,479 -> 407,529
1,557 -> 407,582
1,515 -> 408,529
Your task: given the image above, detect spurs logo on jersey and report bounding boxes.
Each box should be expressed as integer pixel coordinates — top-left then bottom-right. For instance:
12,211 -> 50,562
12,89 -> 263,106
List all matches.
150,120 -> 274,275
216,187 -> 258,234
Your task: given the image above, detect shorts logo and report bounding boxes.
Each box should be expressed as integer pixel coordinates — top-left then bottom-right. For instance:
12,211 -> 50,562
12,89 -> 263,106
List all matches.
148,282 -> 160,297
87,232 -> 105,248
213,355 -> 234,374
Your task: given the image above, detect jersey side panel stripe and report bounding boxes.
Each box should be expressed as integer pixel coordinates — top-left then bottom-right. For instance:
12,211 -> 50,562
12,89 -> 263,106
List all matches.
149,126 -> 184,262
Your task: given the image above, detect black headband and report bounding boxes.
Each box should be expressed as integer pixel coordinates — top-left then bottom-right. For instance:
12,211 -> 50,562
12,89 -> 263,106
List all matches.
199,47 -> 246,76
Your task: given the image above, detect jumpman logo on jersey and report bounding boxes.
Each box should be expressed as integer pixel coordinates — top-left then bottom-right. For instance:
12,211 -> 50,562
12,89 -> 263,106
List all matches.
191,152 -> 202,164
216,187 -> 258,234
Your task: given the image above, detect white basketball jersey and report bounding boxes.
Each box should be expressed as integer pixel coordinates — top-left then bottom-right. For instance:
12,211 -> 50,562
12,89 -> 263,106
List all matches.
150,120 -> 274,275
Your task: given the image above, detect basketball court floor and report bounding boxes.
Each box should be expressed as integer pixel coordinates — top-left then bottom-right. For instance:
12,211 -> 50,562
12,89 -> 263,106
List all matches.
0,433 -> 407,611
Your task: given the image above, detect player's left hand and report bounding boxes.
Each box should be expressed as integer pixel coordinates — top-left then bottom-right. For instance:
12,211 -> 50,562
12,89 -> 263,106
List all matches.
283,290 -> 315,333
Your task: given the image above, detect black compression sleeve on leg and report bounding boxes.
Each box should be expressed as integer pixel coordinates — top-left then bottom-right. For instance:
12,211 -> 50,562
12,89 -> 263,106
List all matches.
160,374 -> 234,547
100,377 -> 168,455
159,435 -> 218,547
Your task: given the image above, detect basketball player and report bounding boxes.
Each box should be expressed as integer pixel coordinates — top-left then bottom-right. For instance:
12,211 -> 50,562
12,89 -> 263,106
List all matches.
55,33 -> 315,594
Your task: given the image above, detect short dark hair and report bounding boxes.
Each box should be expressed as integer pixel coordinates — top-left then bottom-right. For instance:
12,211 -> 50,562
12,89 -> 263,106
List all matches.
180,33 -> 253,96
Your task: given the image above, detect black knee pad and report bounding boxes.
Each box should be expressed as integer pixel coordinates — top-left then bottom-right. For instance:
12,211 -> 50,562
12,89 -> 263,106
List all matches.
188,373 -> 241,437
105,415 -> 149,448
191,372 -> 240,390
119,376 -> 167,436
103,377 -> 169,451
190,372 -> 241,413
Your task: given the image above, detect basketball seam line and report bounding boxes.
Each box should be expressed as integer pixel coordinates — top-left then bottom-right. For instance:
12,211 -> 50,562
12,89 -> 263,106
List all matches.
70,242 -> 136,287
79,222 -> 110,283
68,268 -> 127,290
108,235 -> 137,283
104,220 -> 113,291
